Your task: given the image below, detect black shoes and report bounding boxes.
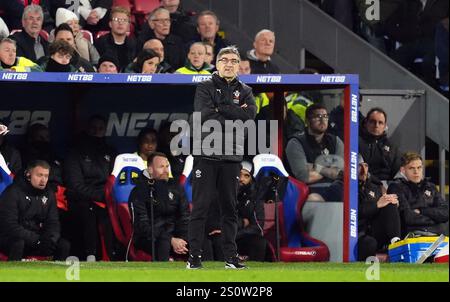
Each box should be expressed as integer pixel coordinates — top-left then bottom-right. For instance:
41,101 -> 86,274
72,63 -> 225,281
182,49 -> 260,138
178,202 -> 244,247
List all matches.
186,254 -> 203,269
225,256 -> 247,269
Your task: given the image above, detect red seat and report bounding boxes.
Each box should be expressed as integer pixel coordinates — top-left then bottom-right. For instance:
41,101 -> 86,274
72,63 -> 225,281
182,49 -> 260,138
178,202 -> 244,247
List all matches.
133,0 -> 160,15
80,29 -> 93,44
105,153 -> 151,261
113,0 -> 133,10
254,154 -> 330,262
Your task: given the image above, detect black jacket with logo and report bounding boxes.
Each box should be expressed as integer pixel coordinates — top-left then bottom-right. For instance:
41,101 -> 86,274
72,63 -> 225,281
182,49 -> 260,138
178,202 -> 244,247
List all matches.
129,171 -> 190,243
63,134 -> 116,206
192,72 -> 257,162
359,129 -> 401,181
236,183 -> 265,240
387,178 -> 449,234
358,177 -> 384,235
0,175 -> 60,245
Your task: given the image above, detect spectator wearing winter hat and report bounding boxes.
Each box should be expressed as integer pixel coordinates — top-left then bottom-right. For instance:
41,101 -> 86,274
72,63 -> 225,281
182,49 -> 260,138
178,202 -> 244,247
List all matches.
97,53 -> 119,73
55,7 -> 100,65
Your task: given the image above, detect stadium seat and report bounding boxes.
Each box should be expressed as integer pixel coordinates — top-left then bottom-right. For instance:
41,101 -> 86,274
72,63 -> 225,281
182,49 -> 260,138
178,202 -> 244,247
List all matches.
80,29 -> 94,44
253,154 -> 330,262
0,152 -> 13,196
179,155 -> 193,209
113,0 -> 133,10
133,0 -> 160,15
104,153 -> 151,261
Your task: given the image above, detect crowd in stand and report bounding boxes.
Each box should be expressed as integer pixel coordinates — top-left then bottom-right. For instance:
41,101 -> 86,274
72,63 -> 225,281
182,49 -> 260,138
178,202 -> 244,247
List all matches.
310,0 -> 449,95
0,1 -> 448,262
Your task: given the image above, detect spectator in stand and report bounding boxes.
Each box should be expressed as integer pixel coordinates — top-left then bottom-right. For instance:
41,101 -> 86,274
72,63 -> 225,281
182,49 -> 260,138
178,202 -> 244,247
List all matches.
435,17 -> 449,93
10,4 -> 48,63
97,53 -> 119,73
0,16 -> 9,39
357,155 -> 401,261
64,115 -> 116,262
142,39 -> 174,73
285,104 -> 344,202
0,160 -> 71,261
193,10 -> 230,62
54,7 -> 100,65
203,42 -> 215,72
175,42 -> 210,74
160,0 -> 197,43
0,0 -> 23,30
384,0 -> 449,86
39,39 -> 77,72
137,7 -> 185,70
95,6 -> 136,72
388,152 -> 449,237
47,0 -> 113,34
128,48 -> 160,74
39,24 -> 95,72
0,37 -> 42,72
0,119 -> 22,175
246,29 -> 280,74
359,107 -> 401,185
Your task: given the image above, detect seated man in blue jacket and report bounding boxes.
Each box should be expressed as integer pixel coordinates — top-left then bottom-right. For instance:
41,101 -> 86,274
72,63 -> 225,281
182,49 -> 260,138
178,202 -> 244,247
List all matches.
388,152 -> 449,237
0,160 -> 70,261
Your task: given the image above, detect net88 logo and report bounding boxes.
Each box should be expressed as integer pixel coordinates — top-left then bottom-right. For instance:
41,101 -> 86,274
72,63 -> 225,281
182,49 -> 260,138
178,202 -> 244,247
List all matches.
0,111 -> 51,135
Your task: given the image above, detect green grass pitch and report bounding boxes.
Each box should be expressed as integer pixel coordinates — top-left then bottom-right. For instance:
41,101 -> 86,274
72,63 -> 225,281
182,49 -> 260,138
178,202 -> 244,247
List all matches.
0,261 -> 448,282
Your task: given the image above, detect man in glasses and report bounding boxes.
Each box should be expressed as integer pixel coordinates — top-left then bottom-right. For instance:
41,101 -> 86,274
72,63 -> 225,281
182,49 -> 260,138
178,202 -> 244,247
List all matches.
95,6 -> 136,72
187,46 -> 256,269
285,104 -> 344,202
137,7 -> 185,70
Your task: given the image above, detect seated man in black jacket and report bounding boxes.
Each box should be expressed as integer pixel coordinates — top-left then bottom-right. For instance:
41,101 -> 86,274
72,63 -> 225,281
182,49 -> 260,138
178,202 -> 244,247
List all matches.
357,156 -> 401,261
0,160 -> 70,261
388,152 -> 449,237
129,152 -> 190,261
359,107 -> 401,184
236,161 -> 266,261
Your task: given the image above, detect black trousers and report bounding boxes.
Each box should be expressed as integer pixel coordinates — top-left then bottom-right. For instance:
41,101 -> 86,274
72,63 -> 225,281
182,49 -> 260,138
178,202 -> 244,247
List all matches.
188,157 -> 240,260
0,237 -> 71,261
237,235 -> 267,261
70,202 -> 114,259
134,234 -> 172,261
358,203 -> 401,261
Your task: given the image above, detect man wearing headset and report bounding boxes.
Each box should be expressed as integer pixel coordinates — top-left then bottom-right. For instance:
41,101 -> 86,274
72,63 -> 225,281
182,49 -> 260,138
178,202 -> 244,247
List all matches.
0,160 -> 70,261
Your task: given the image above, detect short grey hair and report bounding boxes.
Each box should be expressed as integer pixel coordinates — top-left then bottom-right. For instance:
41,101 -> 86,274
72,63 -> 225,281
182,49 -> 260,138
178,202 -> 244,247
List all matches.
217,45 -> 240,61
254,29 -> 275,41
0,37 -> 17,47
22,4 -> 44,21
148,7 -> 170,21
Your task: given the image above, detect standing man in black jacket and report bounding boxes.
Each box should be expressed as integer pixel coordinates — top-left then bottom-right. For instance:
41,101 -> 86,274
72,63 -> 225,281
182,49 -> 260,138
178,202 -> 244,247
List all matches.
187,46 -> 257,269
388,152 -> 449,236
129,152 -> 189,261
0,160 -> 70,261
